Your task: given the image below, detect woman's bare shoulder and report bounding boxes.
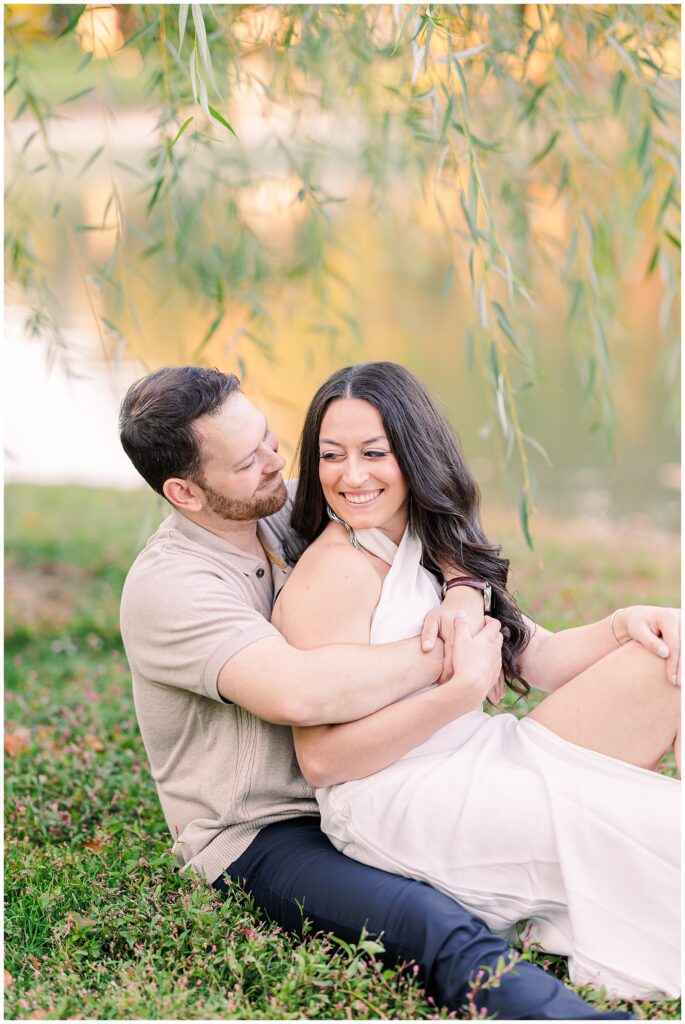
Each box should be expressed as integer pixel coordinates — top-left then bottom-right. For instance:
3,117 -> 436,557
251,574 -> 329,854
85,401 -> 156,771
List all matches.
273,523 -> 381,645
290,522 -> 381,588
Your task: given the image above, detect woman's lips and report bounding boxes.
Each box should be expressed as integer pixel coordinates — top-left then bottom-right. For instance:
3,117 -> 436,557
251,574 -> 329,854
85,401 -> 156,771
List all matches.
340,489 -> 383,506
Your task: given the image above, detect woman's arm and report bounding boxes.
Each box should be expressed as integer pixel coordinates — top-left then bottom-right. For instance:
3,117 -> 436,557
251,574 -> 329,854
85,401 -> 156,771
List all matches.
294,642 -> 499,787
519,606 -> 680,692
277,542 -> 502,786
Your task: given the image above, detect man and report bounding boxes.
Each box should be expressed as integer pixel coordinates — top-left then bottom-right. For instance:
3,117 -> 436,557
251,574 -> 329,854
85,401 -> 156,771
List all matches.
119,366 -> 630,1020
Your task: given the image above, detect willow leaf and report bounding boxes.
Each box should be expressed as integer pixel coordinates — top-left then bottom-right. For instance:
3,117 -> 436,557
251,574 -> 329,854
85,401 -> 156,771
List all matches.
192,311 -> 224,360
530,131 -> 559,166
169,116 -> 194,152
656,179 -> 676,227
146,178 -> 164,214
192,4 -> 219,94
63,86 -> 94,105
491,301 -> 522,353
519,492 -> 534,551
518,83 -> 549,122
57,5 -> 87,38
208,106 -> 237,138
522,433 -> 552,467
122,18 -> 159,50
178,4 -> 189,53
645,244 -> 660,278
611,70 -> 626,114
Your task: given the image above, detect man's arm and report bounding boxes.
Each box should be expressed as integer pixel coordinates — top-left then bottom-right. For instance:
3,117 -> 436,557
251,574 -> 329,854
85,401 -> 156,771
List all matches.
218,633 -> 444,727
293,615 -> 503,787
219,528 -> 446,725
250,540 -> 502,784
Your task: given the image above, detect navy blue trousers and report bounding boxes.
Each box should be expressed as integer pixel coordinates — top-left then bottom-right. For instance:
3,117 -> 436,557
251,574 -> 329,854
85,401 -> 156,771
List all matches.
214,817 -> 631,1020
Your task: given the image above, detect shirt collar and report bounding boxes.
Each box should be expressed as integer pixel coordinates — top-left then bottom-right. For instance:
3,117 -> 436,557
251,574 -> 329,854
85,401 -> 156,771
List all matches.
166,509 -> 287,565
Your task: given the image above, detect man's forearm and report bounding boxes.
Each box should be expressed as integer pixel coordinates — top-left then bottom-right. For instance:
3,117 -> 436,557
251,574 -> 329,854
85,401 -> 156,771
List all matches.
220,634 -> 444,727
294,683 -> 472,787
291,637 -> 444,726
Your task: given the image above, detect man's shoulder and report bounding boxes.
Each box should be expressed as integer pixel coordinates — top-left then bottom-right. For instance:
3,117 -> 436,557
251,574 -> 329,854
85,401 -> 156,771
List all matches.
121,514 -> 238,623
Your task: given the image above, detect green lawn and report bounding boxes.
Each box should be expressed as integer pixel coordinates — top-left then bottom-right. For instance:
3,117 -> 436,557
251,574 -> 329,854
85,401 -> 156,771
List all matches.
4,485 -> 681,1019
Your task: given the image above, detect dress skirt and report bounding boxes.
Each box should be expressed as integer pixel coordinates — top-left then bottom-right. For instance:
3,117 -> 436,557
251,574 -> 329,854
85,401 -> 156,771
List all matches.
316,526 -> 680,1000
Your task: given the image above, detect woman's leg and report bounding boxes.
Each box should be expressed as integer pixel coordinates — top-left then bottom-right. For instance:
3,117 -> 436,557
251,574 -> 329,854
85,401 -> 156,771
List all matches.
528,640 -> 680,774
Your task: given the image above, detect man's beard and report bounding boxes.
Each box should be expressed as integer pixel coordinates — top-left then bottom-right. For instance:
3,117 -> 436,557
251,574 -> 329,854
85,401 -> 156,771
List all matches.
198,475 -> 288,522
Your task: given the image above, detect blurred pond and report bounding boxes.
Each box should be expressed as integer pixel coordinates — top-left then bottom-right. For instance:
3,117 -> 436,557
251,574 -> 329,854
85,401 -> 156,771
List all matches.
5,108 -> 680,533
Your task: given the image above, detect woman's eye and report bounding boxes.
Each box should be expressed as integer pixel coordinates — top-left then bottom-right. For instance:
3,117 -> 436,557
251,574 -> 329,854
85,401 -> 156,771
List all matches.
364,450 -> 388,458
319,452 -> 342,461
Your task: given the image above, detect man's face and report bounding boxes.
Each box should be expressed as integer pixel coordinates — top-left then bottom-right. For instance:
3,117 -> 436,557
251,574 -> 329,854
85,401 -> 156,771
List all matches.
191,392 -> 287,522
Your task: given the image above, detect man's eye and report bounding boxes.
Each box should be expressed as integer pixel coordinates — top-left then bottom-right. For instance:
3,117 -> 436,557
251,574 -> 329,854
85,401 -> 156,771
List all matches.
239,457 -> 256,471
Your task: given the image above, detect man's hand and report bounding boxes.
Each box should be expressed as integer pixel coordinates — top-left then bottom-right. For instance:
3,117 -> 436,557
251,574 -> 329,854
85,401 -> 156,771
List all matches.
421,587 -> 486,683
486,670 -> 506,705
613,606 -> 681,686
443,612 -> 503,708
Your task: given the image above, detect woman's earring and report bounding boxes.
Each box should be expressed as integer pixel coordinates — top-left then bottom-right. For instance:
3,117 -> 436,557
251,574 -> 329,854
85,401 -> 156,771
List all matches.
326,505 -> 361,550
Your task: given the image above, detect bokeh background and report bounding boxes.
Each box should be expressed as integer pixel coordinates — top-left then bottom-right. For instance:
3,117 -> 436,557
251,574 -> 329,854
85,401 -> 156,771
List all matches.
4,5 -> 681,1019
5,3 -> 680,526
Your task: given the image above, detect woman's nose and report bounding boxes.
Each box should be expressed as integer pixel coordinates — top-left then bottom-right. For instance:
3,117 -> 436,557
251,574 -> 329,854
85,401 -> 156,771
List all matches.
342,455 -> 369,487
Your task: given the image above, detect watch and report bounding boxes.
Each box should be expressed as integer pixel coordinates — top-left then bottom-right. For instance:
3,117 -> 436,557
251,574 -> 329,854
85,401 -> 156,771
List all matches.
441,577 -> 492,613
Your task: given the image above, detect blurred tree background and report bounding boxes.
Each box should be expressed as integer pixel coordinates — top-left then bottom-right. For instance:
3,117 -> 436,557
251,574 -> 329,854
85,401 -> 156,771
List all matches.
4,3 -> 681,533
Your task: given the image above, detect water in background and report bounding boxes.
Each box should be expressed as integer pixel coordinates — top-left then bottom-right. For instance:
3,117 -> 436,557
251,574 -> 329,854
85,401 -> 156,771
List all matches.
5,110 -> 680,532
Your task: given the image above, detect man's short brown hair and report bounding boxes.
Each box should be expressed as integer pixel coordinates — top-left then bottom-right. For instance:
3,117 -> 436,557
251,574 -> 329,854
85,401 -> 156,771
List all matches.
119,366 -> 240,496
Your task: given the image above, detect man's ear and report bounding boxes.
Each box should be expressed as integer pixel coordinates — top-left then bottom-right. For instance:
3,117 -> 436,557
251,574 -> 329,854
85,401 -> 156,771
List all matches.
163,477 -> 204,513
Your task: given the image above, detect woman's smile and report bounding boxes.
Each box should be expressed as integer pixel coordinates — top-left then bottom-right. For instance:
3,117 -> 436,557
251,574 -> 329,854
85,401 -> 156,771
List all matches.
341,488 -> 384,506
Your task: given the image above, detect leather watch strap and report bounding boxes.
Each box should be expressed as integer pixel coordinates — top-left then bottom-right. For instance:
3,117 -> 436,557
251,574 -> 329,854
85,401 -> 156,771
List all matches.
442,577 -> 492,613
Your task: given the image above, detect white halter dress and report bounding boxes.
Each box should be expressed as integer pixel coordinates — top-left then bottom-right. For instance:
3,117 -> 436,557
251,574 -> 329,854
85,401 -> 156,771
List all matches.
316,527 -> 681,1000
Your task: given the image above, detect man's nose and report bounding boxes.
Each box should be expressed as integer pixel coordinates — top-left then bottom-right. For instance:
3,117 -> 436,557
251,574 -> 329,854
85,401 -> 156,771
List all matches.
264,446 -> 285,472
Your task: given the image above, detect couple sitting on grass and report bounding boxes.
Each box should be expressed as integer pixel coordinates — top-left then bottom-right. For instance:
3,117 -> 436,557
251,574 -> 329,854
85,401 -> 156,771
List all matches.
119,361 -> 680,1019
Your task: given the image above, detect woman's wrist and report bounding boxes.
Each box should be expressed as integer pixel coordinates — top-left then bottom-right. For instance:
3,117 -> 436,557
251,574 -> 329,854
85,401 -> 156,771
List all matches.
610,607 -> 629,647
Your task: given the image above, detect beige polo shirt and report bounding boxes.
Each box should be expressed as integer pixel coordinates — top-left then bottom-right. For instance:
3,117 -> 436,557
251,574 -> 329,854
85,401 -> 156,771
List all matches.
120,481 -> 318,884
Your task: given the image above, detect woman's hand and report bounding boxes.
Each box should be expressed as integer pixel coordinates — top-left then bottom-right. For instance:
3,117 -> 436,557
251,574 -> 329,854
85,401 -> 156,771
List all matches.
613,606 -> 681,686
443,612 -> 503,708
421,588 -> 485,683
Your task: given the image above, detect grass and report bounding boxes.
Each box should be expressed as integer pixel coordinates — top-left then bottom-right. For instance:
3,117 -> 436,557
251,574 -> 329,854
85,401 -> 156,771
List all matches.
4,484 -> 681,1020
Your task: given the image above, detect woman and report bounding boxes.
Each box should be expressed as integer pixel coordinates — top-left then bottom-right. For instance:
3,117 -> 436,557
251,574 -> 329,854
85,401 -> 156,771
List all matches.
271,361 -> 680,1000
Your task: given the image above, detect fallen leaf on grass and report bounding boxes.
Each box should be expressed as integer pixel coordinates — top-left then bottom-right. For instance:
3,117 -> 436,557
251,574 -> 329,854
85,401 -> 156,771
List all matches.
84,733 -> 105,753
4,969 -> 13,987
83,837 -> 104,852
4,733 -> 29,757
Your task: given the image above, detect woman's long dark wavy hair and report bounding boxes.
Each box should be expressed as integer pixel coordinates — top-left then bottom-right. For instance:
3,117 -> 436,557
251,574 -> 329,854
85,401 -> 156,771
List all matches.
290,362 -> 531,697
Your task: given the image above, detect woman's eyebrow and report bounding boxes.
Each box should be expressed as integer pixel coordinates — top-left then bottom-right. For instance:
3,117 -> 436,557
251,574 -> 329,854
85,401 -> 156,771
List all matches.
319,435 -> 388,445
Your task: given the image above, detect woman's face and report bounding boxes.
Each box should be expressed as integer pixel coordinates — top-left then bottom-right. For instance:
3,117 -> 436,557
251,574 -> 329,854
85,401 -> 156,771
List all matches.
318,398 -> 409,542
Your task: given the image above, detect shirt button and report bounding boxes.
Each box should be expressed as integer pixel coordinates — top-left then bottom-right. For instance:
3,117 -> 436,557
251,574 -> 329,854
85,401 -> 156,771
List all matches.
256,567 -> 265,578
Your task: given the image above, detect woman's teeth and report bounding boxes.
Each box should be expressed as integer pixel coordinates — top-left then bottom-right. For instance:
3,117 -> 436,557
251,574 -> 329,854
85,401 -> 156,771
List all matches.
343,490 -> 382,505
